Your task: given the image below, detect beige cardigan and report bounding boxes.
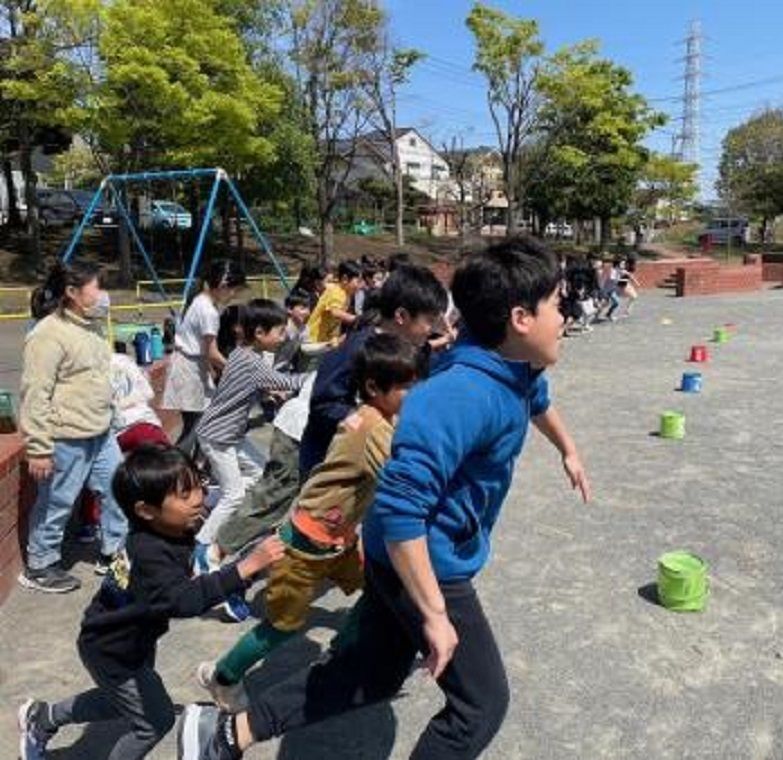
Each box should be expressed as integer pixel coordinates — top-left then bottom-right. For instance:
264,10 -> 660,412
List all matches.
20,310 -> 113,457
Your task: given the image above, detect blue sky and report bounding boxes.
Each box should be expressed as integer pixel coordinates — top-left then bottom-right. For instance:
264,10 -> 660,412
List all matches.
385,0 -> 783,200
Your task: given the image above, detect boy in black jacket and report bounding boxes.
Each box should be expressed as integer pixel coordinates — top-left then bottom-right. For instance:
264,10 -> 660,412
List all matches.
17,444 -> 284,760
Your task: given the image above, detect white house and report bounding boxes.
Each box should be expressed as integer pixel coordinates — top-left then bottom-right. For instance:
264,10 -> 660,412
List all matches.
343,127 -> 451,200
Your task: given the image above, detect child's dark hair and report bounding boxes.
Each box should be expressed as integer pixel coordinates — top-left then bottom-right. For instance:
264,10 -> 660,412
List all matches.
30,261 -> 100,320
112,444 -> 201,523
378,264 -> 447,321
206,260 -> 246,290
217,303 -> 246,356
293,265 -> 327,292
452,236 -> 561,348
386,251 -> 411,272
337,260 -> 361,280
284,288 -> 311,310
353,332 -> 424,402
243,298 -> 287,339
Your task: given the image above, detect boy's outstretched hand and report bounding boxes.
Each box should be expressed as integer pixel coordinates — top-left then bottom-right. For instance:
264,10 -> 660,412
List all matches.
238,535 -> 286,580
563,452 -> 591,502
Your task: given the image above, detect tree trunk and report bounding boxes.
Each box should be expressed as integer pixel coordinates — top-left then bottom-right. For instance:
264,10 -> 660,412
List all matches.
19,132 -> 41,270
600,215 -> 611,251
394,165 -> 404,247
574,219 -> 583,246
2,158 -> 22,228
319,218 -> 334,267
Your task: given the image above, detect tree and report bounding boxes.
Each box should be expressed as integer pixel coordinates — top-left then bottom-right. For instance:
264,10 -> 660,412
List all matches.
718,109 -> 783,243
65,0 -> 284,283
466,2 -> 544,234
364,41 -> 423,246
532,41 -> 665,247
0,0 -> 95,264
289,0 -> 384,264
634,152 -> 698,230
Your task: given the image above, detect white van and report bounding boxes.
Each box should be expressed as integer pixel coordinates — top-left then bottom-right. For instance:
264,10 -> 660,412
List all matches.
699,217 -> 749,246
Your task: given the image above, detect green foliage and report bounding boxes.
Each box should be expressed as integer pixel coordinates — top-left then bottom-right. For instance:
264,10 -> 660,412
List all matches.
73,0 -> 283,172
634,152 -> 698,224
718,109 -> 783,222
530,42 -> 666,224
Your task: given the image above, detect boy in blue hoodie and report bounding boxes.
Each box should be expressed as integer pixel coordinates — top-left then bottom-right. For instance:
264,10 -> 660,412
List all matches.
178,236 -> 591,760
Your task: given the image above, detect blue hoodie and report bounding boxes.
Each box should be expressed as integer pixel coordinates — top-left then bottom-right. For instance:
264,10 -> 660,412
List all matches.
362,338 -> 551,581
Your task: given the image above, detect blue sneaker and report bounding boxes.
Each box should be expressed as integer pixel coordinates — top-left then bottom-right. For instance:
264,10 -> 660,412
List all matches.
18,699 -> 56,760
222,593 -> 251,623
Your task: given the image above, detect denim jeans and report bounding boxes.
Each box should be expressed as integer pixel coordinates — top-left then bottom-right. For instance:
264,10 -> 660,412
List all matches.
27,433 -> 128,570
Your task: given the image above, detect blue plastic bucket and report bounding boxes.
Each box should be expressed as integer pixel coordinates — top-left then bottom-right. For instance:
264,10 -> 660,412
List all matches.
681,372 -> 703,393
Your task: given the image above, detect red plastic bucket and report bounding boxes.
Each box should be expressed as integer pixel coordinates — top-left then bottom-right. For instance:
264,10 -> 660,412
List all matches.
689,345 -> 709,362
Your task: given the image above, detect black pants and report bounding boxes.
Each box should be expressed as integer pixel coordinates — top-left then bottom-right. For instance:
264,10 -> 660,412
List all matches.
246,559 -> 509,760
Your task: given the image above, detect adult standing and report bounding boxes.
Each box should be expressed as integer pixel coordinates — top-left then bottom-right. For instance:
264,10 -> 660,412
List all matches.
161,261 -> 246,454
19,262 -> 128,593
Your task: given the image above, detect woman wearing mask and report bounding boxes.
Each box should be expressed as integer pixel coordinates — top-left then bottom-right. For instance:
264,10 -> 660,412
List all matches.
161,261 -> 246,454
19,262 -> 127,594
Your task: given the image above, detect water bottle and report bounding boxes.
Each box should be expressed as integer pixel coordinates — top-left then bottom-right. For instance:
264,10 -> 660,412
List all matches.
133,331 -> 152,366
150,327 -> 164,360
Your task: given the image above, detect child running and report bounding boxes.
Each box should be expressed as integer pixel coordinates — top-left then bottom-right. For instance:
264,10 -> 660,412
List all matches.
177,236 -> 591,760
306,260 -> 362,343
17,444 -> 284,760
194,299 -> 307,619
196,332 -> 424,708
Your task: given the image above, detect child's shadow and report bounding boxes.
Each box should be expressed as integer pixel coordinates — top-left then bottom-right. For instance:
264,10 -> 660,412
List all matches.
48,722 -> 127,760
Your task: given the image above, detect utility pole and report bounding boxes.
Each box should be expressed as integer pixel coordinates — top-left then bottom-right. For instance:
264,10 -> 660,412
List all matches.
673,20 -> 703,197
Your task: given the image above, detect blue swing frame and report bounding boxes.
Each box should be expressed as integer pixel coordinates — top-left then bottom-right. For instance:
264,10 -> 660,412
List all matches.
62,167 -> 289,308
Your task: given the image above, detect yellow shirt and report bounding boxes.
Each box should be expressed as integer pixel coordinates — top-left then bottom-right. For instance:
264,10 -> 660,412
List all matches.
307,283 -> 349,343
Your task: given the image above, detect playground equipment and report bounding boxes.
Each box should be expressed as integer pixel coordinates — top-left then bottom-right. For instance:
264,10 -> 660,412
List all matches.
62,167 -> 289,310
713,326 -> 730,344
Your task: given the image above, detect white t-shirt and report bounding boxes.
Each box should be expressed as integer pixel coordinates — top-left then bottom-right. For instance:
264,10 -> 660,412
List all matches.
175,293 -> 220,356
110,353 -> 162,432
273,373 -> 316,442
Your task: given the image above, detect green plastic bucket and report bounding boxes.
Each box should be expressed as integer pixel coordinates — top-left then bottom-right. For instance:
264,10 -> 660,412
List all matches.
660,411 -> 685,439
713,326 -> 729,344
657,551 -> 709,612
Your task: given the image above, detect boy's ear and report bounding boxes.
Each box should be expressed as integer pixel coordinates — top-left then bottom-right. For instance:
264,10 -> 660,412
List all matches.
509,305 -> 533,336
393,306 -> 410,326
364,378 -> 380,398
134,501 -> 156,523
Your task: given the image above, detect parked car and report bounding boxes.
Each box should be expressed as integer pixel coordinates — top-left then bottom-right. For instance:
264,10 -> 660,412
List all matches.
36,189 -> 80,227
149,200 -> 192,230
544,221 -> 574,239
698,217 -> 749,247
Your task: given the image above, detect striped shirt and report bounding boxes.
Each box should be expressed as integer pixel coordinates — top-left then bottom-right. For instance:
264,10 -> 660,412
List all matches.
197,346 -> 306,446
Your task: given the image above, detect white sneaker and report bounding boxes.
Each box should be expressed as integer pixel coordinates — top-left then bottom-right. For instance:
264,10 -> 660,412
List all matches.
196,661 -> 247,711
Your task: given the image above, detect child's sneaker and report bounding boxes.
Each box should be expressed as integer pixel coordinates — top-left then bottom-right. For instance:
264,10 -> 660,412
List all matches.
18,699 -> 57,760
18,564 -> 81,594
196,661 -> 246,710
177,703 -> 242,760
222,593 -> 251,623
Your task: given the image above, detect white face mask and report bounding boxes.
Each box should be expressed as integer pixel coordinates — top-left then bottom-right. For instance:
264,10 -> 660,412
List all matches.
85,290 -> 111,320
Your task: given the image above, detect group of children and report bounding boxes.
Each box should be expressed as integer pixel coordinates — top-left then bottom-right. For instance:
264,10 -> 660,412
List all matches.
18,239 -> 591,760
559,254 -> 641,335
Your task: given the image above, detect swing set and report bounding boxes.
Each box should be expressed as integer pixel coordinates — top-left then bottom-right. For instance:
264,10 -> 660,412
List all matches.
62,167 -> 289,311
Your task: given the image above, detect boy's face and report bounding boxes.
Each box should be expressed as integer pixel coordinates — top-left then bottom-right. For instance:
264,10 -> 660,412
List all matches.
135,484 -> 205,538
506,287 -> 564,367
254,324 -> 287,351
366,380 -> 414,420
289,304 -> 310,327
341,275 -> 362,296
393,309 -> 439,347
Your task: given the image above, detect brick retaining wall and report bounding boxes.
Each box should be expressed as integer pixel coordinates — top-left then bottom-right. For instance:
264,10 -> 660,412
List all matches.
0,358 -> 174,606
676,254 -> 763,296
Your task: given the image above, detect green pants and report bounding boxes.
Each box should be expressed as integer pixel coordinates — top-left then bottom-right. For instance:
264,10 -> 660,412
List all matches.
216,428 -> 300,554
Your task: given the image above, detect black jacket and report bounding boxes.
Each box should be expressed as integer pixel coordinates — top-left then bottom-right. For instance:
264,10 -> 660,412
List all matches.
78,526 -> 243,677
